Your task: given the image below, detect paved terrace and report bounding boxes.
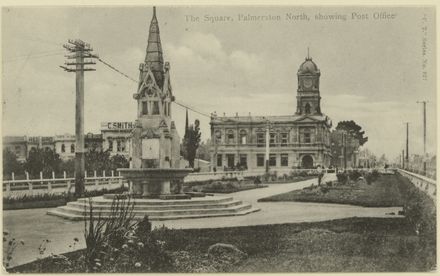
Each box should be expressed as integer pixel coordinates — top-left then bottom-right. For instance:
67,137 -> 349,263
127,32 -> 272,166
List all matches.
3,177 -> 402,267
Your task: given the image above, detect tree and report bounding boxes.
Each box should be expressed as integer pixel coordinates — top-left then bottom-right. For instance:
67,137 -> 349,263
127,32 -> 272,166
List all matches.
25,148 -> 61,177
3,149 -> 24,178
85,149 -> 111,175
197,139 -> 211,161
110,154 -> 129,171
336,120 -> 368,146
182,119 -> 201,168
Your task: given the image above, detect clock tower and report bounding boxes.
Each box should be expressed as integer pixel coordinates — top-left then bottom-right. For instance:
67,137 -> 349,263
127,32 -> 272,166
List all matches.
296,51 -> 321,115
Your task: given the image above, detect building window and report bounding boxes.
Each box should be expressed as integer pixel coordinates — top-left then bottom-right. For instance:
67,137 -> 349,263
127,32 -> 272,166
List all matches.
70,144 -> 75,153
61,144 -> 66,153
108,139 -> 113,151
300,128 -> 312,144
281,154 -> 289,166
117,140 -> 122,152
214,130 -> 222,143
142,101 -> 148,115
257,133 -> 265,147
226,154 -> 235,168
168,103 -> 171,116
304,132 -> 311,143
152,101 -> 160,115
257,154 -> 265,167
217,154 -> 222,167
14,146 -> 20,156
121,141 -> 126,152
270,133 -> 277,147
239,154 -> 247,169
269,154 -> 277,166
281,133 -> 288,146
240,130 -> 247,145
226,130 -> 235,144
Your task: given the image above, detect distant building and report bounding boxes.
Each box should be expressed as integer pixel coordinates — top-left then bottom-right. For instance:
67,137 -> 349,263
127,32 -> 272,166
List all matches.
85,133 -> 104,152
210,55 -> 332,173
3,136 -> 28,162
54,134 -> 76,160
3,136 -> 54,162
5,132 -> 104,162
100,122 -> 133,158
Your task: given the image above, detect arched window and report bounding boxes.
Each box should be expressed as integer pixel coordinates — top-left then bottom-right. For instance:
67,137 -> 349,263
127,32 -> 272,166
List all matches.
305,103 -> 311,114
239,130 -> 247,144
214,130 -> 222,143
70,144 -> 75,153
152,101 -> 160,115
61,144 -> 65,153
142,101 -> 148,115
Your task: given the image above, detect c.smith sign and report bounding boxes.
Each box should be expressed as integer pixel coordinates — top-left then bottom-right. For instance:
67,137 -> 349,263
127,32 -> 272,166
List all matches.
101,122 -> 135,131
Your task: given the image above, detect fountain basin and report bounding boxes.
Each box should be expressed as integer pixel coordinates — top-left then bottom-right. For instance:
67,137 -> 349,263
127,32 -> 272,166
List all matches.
117,168 -> 193,199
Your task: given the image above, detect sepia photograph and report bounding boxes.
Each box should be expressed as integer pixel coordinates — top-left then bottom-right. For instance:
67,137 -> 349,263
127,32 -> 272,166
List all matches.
1,3 -> 437,273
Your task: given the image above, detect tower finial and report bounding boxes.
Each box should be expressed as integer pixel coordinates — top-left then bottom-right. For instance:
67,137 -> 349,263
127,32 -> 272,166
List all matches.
307,47 -> 310,59
153,6 -> 156,17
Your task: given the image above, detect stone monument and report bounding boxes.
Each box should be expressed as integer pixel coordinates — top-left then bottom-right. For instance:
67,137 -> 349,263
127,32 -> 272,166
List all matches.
117,7 -> 192,199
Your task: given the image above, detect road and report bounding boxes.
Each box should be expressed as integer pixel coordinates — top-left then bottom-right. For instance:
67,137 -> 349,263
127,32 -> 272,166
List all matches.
3,176 -> 402,267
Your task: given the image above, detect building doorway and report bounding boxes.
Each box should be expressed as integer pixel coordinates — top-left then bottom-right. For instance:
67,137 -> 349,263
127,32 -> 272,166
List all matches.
301,155 -> 313,168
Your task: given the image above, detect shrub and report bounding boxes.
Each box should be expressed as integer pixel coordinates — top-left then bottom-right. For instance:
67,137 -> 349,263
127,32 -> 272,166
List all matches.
299,171 -> 308,177
336,173 -> 347,184
320,186 -> 329,194
365,173 -> 373,185
371,169 -> 380,179
349,170 -> 362,181
83,195 -> 136,271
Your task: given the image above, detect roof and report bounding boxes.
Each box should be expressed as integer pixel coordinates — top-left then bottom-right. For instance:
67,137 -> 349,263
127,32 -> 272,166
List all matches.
298,57 -> 320,75
144,7 -> 164,88
211,114 -> 330,125
3,136 -> 27,144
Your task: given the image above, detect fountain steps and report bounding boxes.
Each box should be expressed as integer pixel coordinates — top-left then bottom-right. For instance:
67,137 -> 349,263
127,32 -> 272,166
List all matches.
66,199 -> 243,210
84,195 -> 234,206
47,195 -> 259,221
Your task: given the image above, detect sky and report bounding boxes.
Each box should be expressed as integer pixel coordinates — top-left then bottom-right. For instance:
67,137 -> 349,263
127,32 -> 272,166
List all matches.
1,6 -> 437,161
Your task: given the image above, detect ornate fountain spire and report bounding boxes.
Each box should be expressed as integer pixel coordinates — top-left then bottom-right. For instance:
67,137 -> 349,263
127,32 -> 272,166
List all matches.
145,6 -> 164,88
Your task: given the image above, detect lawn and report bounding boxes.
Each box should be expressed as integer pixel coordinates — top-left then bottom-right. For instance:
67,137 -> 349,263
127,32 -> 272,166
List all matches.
259,174 -> 405,207
9,217 -> 435,273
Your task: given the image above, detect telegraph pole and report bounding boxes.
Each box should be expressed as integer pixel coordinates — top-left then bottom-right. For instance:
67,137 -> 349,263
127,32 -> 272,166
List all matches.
404,122 -> 409,170
60,39 -> 97,197
401,150 -> 405,169
417,100 -> 428,174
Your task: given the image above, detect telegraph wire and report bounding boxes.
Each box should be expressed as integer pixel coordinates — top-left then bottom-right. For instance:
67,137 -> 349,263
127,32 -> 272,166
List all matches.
96,57 -> 139,83
2,51 -> 65,63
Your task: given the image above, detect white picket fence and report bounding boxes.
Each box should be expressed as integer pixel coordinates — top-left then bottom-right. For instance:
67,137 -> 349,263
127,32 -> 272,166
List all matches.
3,171 -> 125,197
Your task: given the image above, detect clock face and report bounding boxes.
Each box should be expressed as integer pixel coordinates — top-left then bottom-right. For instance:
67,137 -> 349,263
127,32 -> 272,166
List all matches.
303,78 -> 313,89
